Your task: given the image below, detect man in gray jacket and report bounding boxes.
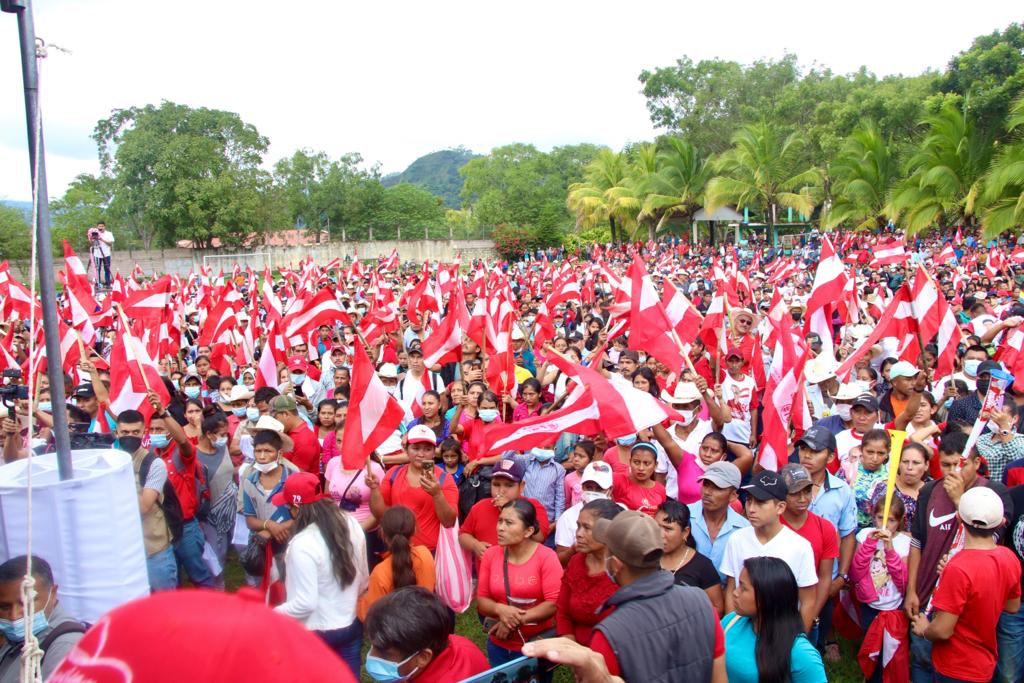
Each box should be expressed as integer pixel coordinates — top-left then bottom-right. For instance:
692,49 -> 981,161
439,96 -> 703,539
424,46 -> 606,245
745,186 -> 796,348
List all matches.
0,555 -> 85,681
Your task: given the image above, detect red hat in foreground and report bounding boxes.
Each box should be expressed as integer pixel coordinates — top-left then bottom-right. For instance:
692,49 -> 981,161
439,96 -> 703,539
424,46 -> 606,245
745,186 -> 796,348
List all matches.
50,590 -> 356,682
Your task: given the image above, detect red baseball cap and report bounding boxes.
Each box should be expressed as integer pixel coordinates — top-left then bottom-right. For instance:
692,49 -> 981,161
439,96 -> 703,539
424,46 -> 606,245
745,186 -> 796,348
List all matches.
50,590 -> 356,682
271,472 -> 327,507
725,346 -> 744,360
287,356 -> 309,372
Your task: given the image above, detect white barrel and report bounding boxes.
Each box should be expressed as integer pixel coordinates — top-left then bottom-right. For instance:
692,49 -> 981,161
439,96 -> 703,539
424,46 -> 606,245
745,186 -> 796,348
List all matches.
0,449 -> 149,622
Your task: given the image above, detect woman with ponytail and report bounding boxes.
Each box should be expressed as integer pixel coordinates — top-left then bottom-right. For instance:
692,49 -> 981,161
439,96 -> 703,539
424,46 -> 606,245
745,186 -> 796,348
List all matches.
357,505 -> 435,621
273,472 -> 368,678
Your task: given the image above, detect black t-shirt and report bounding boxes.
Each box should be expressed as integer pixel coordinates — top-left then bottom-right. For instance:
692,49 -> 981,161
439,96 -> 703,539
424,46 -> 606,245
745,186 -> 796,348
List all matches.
1005,484 -> 1024,592
671,551 -> 720,591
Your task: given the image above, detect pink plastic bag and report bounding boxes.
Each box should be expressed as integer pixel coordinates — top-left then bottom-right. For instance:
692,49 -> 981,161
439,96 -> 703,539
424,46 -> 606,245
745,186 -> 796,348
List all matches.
435,520 -> 473,613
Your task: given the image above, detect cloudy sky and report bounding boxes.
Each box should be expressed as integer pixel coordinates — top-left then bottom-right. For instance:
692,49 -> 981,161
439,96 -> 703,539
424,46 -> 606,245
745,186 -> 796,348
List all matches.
0,0 -> 1019,202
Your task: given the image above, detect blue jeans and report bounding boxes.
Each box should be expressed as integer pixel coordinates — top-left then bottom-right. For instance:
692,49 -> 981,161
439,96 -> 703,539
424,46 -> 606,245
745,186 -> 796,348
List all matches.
996,609 -> 1024,683
99,255 -> 111,286
316,620 -> 363,678
173,518 -> 215,587
910,630 -> 934,683
146,546 -> 178,592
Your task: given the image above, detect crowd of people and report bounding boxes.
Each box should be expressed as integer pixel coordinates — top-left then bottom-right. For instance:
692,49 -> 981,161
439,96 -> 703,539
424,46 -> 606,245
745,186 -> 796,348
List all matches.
0,226 -> 1023,682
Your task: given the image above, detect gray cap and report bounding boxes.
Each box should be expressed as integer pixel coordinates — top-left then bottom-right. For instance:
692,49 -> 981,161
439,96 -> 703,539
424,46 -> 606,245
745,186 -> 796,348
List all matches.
780,464 -> 814,493
697,461 -> 742,490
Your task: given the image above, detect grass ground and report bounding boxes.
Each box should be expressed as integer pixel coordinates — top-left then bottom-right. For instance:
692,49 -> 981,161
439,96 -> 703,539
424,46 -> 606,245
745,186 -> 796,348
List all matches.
224,553 -> 865,682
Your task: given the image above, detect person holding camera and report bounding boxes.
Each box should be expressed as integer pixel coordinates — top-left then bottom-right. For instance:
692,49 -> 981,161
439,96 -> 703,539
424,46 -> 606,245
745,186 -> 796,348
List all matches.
89,221 -> 114,288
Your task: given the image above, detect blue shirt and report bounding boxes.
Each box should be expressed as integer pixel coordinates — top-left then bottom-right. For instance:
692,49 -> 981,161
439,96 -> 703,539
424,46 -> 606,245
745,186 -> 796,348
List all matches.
688,502 -> 751,582
515,454 -> 565,523
241,466 -> 295,523
721,612 -> 826,683
809,471 -> 857,539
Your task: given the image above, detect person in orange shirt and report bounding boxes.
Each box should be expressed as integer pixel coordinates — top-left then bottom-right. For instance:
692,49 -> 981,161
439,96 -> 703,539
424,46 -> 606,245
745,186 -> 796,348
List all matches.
358,506 -> 435,621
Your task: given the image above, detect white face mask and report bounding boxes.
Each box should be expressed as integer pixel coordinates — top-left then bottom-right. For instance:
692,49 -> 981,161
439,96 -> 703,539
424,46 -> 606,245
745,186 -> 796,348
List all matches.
580,490 -> 609,504
252,460 -> 279,473
678,409 -> 698,425
835,404 -> 852,422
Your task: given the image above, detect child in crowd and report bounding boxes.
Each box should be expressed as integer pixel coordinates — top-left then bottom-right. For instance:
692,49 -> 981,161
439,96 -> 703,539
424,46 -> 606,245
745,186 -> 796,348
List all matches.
851,497 -> 910,683
439,437 -> 465,485
839,428 -> 890,528
564,440 -> 595,508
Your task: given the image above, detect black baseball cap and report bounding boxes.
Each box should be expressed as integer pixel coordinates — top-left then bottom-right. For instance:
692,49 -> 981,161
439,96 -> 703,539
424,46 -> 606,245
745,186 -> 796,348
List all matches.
852,394 -> 880,412
72,384 -> 96,399
796,425 -> 837,453
741,471 -> 789,502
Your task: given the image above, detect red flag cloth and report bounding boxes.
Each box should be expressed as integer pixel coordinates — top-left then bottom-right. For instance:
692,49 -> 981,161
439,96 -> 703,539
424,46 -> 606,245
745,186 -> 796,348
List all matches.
857,609 -> 909,683
198,299 -> 237,348
804,235 -> 845,358
422,295 -> 468,367
62,240 -> 92,292
935,243 -> 956,265
341,341 -> 405,469
995,327 -> 1024,393
661,279 -> 703,345
255,323 -> 283,391
108,325 -> 171,422
870,236 -> 909,267
835,284 -> 915,382
283,287 -> 352,338
546,351 -> 682,438
479,384 -> 602,455
626,255 -> 686,374
122,275 -> 173,324
905,265 -> 961,380
758,313 -> 810,472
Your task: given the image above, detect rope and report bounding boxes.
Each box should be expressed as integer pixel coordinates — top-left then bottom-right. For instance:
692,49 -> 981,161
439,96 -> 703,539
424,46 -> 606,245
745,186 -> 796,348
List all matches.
17,35 -> 50,683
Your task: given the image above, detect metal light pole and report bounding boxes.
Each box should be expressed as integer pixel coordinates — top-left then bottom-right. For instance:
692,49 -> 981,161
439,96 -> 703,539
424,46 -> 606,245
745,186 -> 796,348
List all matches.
3,0 -> 74,479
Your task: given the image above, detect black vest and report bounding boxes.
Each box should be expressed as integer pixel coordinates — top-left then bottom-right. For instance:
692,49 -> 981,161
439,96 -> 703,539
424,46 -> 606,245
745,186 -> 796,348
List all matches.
594,570 -> 716,683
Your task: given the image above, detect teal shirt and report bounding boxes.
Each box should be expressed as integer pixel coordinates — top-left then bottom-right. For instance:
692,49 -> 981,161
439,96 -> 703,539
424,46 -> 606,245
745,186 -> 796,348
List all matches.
721,612 -> 826,683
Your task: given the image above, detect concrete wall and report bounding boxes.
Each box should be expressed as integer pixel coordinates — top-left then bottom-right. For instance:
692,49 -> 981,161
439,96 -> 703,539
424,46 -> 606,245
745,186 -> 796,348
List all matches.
11,239 -> 497,281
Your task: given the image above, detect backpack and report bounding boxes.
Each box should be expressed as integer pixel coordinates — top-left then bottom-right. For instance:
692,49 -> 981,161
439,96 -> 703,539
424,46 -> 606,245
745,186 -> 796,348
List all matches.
40,621 -> 88,654
139,453 -> 185,542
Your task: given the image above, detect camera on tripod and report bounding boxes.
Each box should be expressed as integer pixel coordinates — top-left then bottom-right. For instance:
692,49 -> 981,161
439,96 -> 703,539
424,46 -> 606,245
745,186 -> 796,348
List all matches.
88,227 -> 100,241
0,368 -> 27,409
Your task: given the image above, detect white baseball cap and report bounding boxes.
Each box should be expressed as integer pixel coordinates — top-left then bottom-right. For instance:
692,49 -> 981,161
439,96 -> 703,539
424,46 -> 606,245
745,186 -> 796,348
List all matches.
406,424 -> 437,446
958,486 -> 1005,530
581,461 -> 614,489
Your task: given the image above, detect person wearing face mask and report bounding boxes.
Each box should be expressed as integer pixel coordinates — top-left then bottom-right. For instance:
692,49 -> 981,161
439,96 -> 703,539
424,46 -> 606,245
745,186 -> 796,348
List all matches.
241,430 -> 297,583
364,586 -> 489,683
460,458 -> 550,562
661,380 -> 732,471
0,555 -> 85,682
284,357 -> 324,424
117,398 -> 181,592
810,382 -> 860,436
947,359 -> 1003,424
196,413 -> 241,586
453,390 -> 506,475
269,394 -> 322,475
555,499 -> 622,646
554,462 -> 617,566
218,384 -> 254,444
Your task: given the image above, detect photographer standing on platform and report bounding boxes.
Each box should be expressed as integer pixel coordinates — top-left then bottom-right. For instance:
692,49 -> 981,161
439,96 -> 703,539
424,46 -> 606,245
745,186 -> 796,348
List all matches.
89,221 -> 114,288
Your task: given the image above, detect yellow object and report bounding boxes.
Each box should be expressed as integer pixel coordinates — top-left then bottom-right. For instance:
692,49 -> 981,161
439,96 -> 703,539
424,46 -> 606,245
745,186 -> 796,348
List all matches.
881,430 -> 907,529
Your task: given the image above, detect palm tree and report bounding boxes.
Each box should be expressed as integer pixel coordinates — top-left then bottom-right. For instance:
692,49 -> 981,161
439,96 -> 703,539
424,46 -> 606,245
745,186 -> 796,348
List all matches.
887,102 -> 995,234
978,95 -> 1024,239
638,137 -> 714,241
704,121 -> 820,244
567,149 -> 639,243
824,122 -> 900,231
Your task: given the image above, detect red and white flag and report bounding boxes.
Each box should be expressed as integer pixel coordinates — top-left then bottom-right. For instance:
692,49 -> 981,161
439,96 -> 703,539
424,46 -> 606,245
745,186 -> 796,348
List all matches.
870,236 -> 909,267
905,265 -> 961,380
479,382 -> 602,455
62,240 -> 91,293
108,323 -> 171,422
759,314 -> 810,472
804,235 -> 845,358
626,255 -> 686,374
935,243 -> 956,265
661,279 -> 703,345
341,341 -> 406,468
283,287 -> 353,338
122,275 -> 174,325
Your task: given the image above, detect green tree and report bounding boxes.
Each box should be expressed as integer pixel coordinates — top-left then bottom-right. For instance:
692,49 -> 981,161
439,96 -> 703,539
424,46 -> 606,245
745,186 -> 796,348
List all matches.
638,137 -> 714,239
92,101 -> 271,248
0,204 -> 31,261
937,23 -> 1024,139
887,103 -> 994,233
978,95 -> 1024,238
824,122 -> 900,230
705,121 -> 820,242
566,149 -> 639,243
367,183 -> 446,239
273,149 -> 332,242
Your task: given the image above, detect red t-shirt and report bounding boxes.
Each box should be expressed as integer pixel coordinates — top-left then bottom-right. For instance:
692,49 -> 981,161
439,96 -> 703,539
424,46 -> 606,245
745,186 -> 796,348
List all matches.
555,552 -> 617,645
931,547 -> 1022,681
781,512 -> 839,568
462,498 -> 550,546
379,465 -> 459,551
590,602 -> 725,677
159,443 -> 199,520
416,635 -> 489,683
286,423 -> 322,474
477,543 -> 563,652
611,473 -> 666,516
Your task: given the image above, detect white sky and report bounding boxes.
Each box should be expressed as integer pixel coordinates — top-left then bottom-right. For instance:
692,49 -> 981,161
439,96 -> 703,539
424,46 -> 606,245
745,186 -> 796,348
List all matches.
0,0 -> 1019,202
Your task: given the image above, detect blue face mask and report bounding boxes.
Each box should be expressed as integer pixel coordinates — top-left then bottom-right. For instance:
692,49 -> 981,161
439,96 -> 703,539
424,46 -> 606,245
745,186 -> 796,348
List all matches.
0,592 -> 51,642
37,401 -> 51,413
149,433 -> 170,449
478,408 -> 499,423
184,386 -> 201,399
963,359 -> 981,377
616,434 -> 638,447
246,407 -> 261,422
532,448 -> 555,462
365,651 -> 419,682
291,373 -> 307,386
214,436 -> 228,448
171,380 -> 180,391
231,407 -> 248,418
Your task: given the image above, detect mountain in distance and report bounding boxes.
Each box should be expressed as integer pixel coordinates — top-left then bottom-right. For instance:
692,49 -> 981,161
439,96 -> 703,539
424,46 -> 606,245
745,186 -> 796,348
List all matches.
381,147 -> 478,208
1,200 -> 32,217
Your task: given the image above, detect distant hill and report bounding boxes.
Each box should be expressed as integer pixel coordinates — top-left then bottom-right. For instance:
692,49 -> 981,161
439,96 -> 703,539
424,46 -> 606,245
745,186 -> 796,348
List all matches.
381,147 -> 477,208
1,200 -> 32,217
